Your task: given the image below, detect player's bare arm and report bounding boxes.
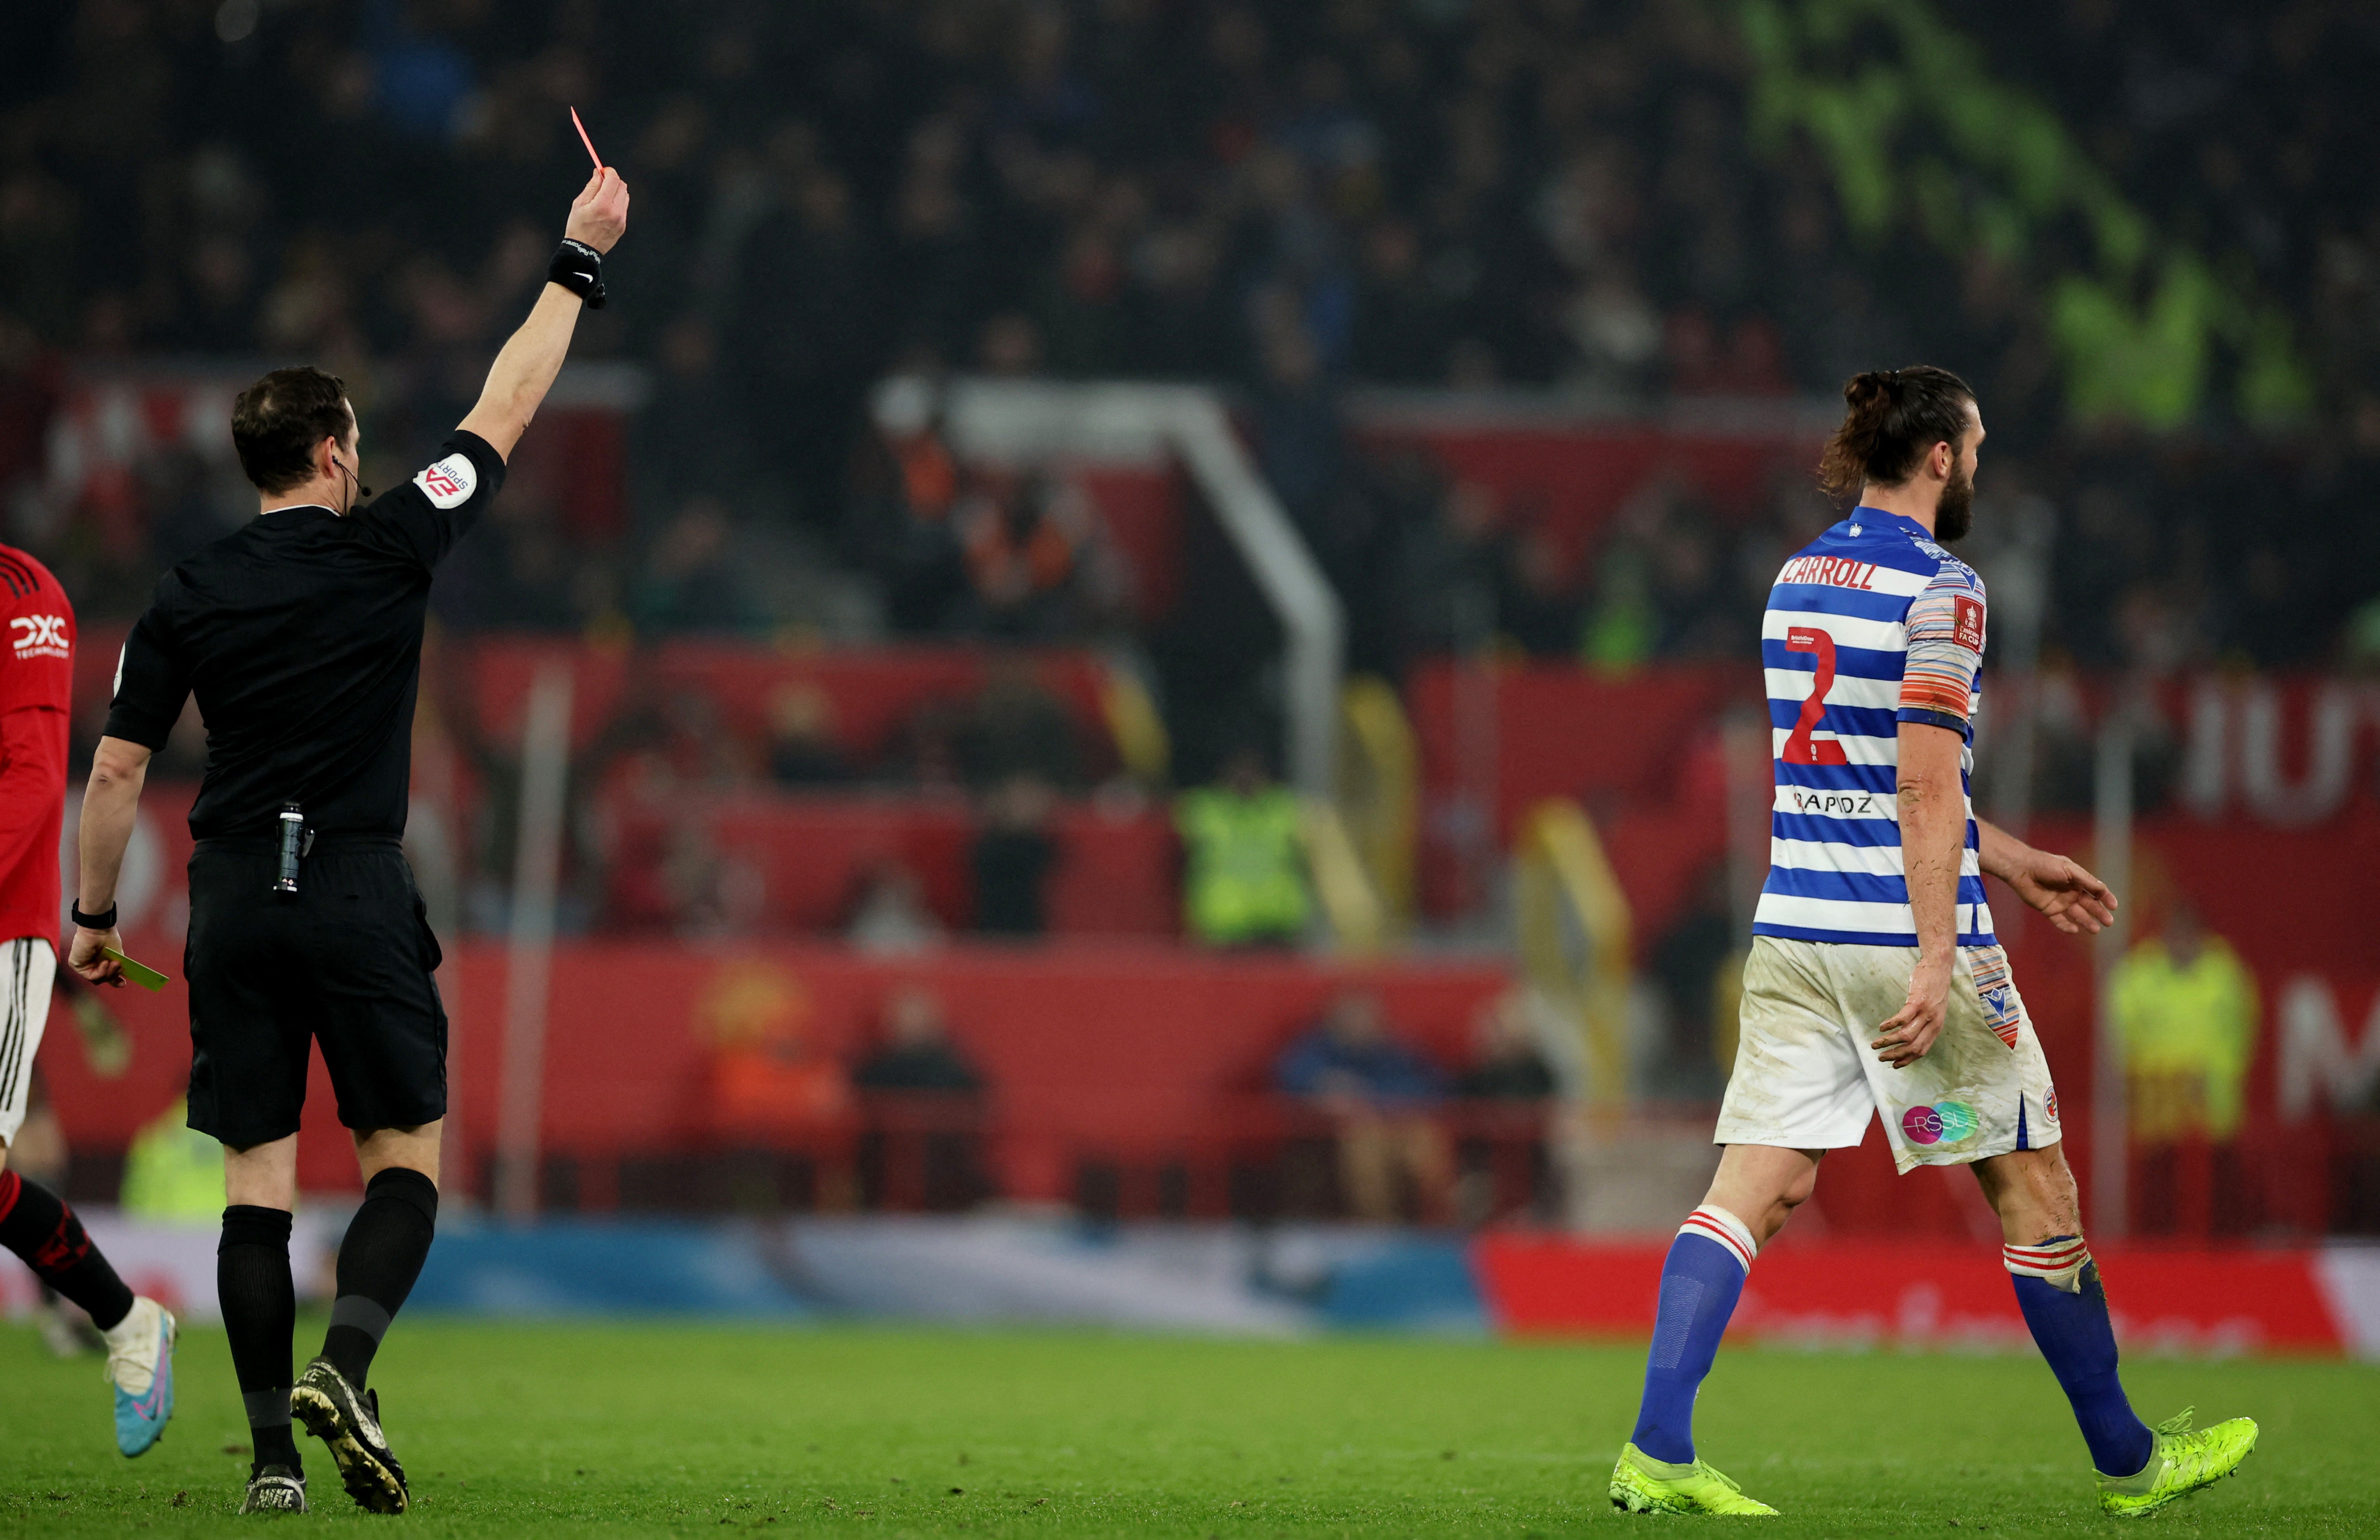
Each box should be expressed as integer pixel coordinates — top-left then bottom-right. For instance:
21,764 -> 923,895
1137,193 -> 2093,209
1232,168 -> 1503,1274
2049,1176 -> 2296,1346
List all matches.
66,735 -> 151,988
1874,719 -> 1964,1067
1976,818 -> 2118,935
456,167 -> 630,461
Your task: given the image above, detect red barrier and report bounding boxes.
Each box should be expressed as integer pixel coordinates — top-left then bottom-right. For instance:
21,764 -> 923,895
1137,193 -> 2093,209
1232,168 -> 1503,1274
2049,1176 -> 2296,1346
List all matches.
436,940 -> 1507,1203
1473,1233 -> 2354,1354
37,900 -> 1511,1201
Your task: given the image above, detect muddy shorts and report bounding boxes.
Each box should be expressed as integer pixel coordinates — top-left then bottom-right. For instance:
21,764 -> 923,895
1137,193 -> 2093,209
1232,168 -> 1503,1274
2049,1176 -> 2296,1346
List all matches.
1713,935 -> 2061,1172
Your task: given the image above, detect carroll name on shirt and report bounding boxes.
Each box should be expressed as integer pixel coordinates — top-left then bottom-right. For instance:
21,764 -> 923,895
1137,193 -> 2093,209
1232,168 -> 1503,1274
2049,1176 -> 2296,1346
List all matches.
1776,555 -> 1881,591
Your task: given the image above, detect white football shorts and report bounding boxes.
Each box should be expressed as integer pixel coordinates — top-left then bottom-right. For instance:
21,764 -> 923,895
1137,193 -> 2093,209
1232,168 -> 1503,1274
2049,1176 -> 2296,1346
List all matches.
1714,934 -> 2061,1172
0,936 -> 58,1149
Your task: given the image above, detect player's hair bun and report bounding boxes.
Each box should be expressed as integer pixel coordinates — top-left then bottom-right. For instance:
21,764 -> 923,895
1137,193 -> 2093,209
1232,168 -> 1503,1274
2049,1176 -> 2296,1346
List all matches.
1817,365 -> 1972,502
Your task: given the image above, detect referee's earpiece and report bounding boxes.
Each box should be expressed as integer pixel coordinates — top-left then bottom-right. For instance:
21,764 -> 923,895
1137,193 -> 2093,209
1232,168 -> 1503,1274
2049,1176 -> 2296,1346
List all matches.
329,442 -> 372,510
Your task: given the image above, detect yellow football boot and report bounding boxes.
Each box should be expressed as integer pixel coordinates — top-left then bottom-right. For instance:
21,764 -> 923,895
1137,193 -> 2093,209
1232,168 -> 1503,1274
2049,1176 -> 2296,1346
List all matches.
2095,1407 -> 2259,1518
1610,1443 -> 1778,1516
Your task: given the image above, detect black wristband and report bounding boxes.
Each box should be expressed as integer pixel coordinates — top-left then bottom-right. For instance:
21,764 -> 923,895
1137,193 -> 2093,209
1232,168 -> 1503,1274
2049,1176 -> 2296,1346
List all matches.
548,238 -> 607,309
71,903 -> 116,930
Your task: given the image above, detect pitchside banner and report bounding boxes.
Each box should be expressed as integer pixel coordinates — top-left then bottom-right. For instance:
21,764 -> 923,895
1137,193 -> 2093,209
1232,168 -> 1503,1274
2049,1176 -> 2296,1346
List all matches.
1473,1234 -> 2380,1358
10,1215 -> 2376,1360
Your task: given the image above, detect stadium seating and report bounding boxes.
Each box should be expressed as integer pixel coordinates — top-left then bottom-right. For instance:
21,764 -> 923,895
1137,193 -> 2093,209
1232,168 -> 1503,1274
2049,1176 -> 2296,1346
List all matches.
451,636 -> 1122,769
597,790 -> 1176,937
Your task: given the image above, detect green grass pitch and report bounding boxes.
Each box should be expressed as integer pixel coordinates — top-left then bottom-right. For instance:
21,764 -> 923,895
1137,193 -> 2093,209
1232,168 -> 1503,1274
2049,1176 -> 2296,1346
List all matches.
4,1318 -> 2375,1535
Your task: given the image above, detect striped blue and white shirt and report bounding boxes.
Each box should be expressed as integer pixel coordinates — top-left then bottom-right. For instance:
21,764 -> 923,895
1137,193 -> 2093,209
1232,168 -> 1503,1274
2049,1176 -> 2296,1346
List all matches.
1751,507 -> 1995,948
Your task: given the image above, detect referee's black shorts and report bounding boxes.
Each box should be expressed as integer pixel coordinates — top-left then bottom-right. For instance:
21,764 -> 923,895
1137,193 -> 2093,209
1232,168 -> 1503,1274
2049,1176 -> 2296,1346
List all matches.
184,835 -> 447,1147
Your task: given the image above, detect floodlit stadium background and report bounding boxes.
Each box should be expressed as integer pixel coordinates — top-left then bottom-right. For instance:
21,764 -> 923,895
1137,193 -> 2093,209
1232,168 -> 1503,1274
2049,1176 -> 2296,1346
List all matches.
3,0 -> 2378,1356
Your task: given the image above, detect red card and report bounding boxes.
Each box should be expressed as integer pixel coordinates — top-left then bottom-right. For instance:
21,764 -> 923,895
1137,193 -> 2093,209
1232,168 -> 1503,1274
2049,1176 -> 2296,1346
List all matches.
570,106 -> 603,171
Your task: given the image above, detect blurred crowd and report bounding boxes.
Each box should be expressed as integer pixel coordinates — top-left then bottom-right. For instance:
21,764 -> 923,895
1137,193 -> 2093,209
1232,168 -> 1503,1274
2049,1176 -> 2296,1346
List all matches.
700,975 -> 1561,1222
1,0 -> 2376,666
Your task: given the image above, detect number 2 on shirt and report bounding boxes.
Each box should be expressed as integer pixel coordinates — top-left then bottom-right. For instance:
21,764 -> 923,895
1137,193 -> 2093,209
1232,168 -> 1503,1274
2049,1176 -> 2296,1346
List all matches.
1783,626 -> 1849,765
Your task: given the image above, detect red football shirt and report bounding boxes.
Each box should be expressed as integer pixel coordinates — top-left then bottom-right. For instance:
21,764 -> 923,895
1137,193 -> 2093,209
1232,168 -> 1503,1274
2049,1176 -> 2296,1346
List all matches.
0,546 -> 73,944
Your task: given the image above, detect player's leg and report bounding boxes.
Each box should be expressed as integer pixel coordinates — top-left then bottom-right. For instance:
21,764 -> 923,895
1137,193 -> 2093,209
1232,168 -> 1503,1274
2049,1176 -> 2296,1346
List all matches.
0,1141 -> 139,1339
0,937 -> 180,1456
1613,938 -> 1872,1517
1911,946 -> 2255,1513
6,1092 -> 101,1355
0,952 -> 134,1333
1630,1142 -> 1819,1457
1971,1146 -> 2151,1473
1610,1144 -> 1811,1517
1847,945 -> 2152,1469
0,938 -> 135,1331
1972,1143 -> 2256,1513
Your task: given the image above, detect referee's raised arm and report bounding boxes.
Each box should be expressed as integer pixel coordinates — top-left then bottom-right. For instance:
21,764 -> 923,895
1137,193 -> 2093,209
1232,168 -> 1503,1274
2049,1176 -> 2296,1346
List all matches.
65,166 -> 630,991
457,167 -> 630,461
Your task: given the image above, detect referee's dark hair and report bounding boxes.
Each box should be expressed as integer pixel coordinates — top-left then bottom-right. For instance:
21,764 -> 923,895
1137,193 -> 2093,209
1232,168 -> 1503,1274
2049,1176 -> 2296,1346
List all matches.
231,365 -> 352,494
1817,365 -> 1975,502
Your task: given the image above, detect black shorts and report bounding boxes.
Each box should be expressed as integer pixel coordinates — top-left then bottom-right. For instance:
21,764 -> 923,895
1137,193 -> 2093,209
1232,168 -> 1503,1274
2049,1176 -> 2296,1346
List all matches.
184,836 -> 447,1147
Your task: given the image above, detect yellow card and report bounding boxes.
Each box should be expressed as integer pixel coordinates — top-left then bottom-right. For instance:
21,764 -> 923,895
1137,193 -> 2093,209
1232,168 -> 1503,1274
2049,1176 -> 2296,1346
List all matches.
100,946 -> 169,992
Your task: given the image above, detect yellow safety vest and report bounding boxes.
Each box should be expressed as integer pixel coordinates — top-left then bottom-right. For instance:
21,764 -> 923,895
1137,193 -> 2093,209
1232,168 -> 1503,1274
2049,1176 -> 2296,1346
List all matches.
1175,787 -> 1310,944
2109,937 -> 2259,1141
120,1098 -> 228,1222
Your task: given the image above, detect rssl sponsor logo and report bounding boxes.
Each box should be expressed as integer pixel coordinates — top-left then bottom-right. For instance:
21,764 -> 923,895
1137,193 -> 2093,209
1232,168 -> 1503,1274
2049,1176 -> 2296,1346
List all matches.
1900,1101 -> 1977,1146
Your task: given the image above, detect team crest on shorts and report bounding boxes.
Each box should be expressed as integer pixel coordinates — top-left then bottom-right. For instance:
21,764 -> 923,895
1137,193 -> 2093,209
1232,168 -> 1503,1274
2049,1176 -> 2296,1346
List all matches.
1901,1100 -> 1977,1147
1969,946 -> 2020,1048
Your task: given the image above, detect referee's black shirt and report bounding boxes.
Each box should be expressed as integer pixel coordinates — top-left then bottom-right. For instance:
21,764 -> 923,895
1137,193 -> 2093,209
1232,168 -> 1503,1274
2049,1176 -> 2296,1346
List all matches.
103,431 -> 506,839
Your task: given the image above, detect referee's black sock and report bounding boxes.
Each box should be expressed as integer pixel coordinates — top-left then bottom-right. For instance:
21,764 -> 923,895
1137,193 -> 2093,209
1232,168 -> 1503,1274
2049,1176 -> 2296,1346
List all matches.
322,1166 -> 437,1390
218,1204 -> 300,1474
0,1168 -> 134,1330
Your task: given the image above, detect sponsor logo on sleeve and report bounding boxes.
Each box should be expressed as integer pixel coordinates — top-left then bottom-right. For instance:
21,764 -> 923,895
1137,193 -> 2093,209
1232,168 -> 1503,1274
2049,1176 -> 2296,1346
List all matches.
414,454 -> 478,510
10,614 -> 69,660
1953,595 -> 1985,652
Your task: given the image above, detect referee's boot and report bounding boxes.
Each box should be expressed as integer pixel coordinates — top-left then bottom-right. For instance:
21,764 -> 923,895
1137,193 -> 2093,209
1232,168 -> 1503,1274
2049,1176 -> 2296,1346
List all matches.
291,1356 -> 409,1514
239,1465 -> 308,1514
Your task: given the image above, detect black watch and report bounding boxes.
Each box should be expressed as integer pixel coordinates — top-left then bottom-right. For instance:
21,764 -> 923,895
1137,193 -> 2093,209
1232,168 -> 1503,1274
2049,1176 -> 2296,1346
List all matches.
71,903 -> 116,930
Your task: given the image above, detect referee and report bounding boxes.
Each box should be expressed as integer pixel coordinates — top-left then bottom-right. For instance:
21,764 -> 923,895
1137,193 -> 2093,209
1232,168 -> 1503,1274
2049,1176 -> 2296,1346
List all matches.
69,167 -> 628,1516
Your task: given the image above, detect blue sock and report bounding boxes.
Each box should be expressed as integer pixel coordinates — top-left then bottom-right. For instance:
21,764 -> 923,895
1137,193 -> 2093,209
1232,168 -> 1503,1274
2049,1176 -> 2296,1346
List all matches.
1629,1207 -> 1755,1465
2005,1237 -> 2155,1476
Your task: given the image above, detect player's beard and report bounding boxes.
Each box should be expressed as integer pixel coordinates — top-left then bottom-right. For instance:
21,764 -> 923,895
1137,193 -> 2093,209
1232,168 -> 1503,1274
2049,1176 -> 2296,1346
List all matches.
1934,459 -> 1975,542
